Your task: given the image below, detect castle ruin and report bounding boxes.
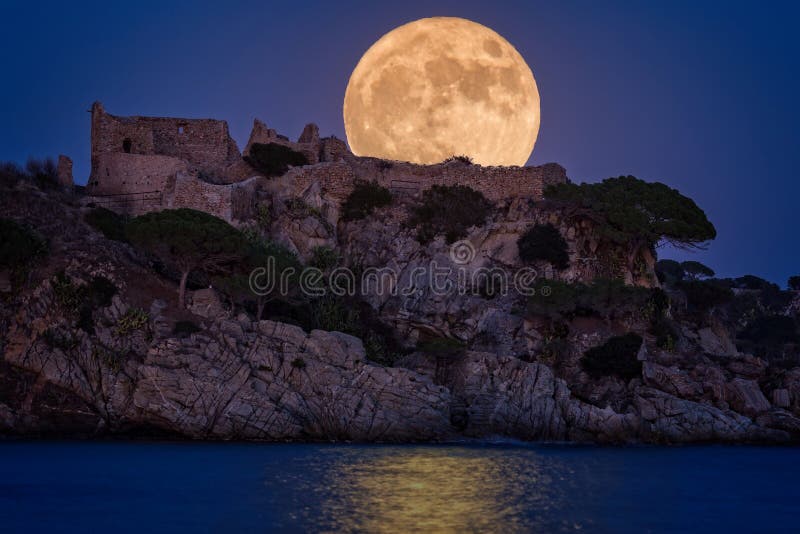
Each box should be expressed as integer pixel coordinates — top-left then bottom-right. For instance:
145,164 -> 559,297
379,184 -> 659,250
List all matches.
85,102 -> 567,221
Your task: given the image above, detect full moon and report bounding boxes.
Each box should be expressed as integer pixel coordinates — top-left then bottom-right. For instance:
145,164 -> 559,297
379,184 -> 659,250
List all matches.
343,17 -> 540,166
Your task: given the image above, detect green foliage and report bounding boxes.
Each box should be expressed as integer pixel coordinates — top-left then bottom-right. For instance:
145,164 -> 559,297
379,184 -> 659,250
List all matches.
91,345 -> 125,373
680,261 -> 715,280
85,207 -> 128,242
114,308 -> 150,337
679,279 -> 733,314
416,337 -> 466,357
173,320 -> 202,336
43,328 -> 78,351
126,209 -> 248,306
729,274 -> 777,291
545,175 -> 716,251
408,184 -> 493,244
650,316 -> 679,351
25,158 -> 59,190
214,238 -> 302,319
308,295 -> 403,365
526,279 -> 667,320
256,203 -> 271,230
0,218 -> 47,287
737,315 -> 799,364
291,357 -> 307,369
52,273 -> 117,333
309,246 -> 339,271
245,143 -> 309,177
52,272 -> 84,314
0,161 -> 26,188
581,333 -> 643,380
341,180 -> 392,222
655,259 -> 684,286
517,223 -> 569,269
442,155 -> 473,164
0,158 -> 60,190
789,276 -> 800,291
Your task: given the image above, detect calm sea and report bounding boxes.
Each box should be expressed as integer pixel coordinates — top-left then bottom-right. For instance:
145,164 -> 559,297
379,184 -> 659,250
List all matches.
0,441 -> 797,533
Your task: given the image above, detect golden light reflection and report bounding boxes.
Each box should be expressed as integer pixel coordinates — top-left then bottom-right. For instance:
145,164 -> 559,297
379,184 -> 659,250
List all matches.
311,446 -> 571,533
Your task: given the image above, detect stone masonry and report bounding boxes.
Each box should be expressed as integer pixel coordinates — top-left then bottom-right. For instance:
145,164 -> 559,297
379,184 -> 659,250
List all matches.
84,103 -> 567,221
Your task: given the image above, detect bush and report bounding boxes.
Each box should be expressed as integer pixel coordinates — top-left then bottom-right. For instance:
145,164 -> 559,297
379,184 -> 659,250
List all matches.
85,207 -> 128,242
737,315 -> 799,362
527,279 -> 666,320
173,320 -> 202,336
309,246 -> 339,271
729,274 -> 778,291
680,260 -> 714,280
408,185 -> 492,244
245,143 -> 309,177
679,279 -> 733,313
291,357 -> 307,369
341,180 -> 392,222
0,218 -> 47,286
26,158 -> 59,189
517,223 -> 569,269
789,276 -> 800,291
114,308 -> 149,337
442,155 -> 473,164
650,316 -> 679,351
581,333 -> 643,380
655,259 -> 684,286
416,337 -> 466,357
0,162 -> 25,188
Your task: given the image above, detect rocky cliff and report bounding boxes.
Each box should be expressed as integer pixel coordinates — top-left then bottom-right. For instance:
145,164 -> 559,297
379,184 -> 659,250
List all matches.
1,180 -> 799,443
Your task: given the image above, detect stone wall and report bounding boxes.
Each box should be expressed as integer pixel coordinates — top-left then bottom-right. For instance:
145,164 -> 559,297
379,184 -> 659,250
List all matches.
89,101 -> 241,185
87,152 -> 188,195
284,157 -> 567,203
163,173 -> 260,222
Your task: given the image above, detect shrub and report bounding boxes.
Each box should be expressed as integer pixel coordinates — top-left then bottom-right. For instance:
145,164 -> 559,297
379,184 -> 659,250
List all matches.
0,218 -> 47,286
114,308 -> 150,336
341,180 -> 392,222
789,276 -> 800,291
85,207 -> 128,242
408,184 -> 492,244
0,162 -> 25,188
679,279 -> 733,313
417,337 -> 466,356
245,143 -> 308,177
650,316 -> 679,351
680,260 -> 715,280
527,279 -> 666,320
173,320 -> 202,336
737,315 -> 799,363
517,223 -> 569,269
730,274 -> 778,291
291,357 -> 307,369
655,259 -> 684,286
309,246 -> 339,271
25,157 -> 59,190
581,333 -> 643,380
442,155 -> 473,164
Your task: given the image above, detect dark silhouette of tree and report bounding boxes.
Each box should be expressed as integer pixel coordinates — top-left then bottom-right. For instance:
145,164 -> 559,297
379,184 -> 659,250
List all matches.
126,209 -> 248,307
545,175 -> 716,274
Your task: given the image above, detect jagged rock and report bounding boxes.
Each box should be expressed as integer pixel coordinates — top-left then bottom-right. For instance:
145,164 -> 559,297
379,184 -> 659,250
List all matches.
188,288 -> 226,319
773,388 -> 791,408
725,378 -> 771,416
643,362 -> 704,399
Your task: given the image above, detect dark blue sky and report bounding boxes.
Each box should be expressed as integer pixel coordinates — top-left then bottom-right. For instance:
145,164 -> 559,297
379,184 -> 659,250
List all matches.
1,0 -> 798,285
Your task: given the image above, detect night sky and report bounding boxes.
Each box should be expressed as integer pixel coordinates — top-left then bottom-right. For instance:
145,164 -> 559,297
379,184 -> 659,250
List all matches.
1,0 -> 798,285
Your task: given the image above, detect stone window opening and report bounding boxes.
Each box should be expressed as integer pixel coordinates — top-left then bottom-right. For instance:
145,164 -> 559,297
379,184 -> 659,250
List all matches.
123,138 -> 132,153
178,125 -> 185,134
